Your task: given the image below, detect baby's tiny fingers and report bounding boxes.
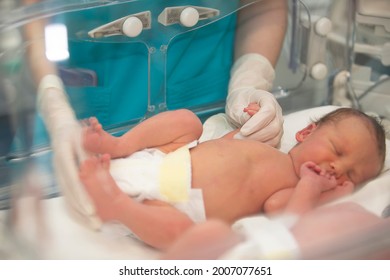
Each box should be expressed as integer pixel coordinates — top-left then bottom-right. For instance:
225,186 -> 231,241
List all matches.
310,163 -> 323,175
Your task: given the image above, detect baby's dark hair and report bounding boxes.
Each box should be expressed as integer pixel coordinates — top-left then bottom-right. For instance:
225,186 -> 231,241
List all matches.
314,107 -> 387,169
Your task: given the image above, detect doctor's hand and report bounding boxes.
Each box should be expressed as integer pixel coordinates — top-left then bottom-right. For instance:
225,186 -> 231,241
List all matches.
226,88 -> 283,146
225,53 -> 283,147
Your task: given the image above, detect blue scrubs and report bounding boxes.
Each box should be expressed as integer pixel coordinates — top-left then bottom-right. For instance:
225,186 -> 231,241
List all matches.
33,0 -> 240,147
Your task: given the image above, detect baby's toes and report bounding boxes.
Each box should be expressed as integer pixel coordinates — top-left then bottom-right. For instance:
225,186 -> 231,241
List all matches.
89,117 -> 103,132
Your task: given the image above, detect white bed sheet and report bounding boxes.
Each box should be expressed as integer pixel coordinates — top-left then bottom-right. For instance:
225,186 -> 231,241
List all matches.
0,196 -> 159,259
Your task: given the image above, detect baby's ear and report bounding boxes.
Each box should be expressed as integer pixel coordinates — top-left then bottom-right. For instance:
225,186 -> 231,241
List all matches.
295,123 -> 317,142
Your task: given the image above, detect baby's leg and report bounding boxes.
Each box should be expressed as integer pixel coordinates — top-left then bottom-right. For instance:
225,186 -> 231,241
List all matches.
162,220 -> 241,260
79,154 -> 195,250
83,117 -> 119,156
79,154 -> 126,221
121,109 -> 203,154
83,109 -> 203,158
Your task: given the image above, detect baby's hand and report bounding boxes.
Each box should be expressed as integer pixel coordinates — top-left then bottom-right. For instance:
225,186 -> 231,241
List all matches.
229,102 -> 261,139
300,161 -> 338,192
243,102 -> 260,117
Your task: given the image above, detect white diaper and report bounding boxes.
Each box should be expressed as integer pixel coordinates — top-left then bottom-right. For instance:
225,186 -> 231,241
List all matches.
109,141 -> 206,224
220,216 -> 301,260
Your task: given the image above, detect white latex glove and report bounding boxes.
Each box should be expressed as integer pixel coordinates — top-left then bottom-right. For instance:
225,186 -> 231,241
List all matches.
37,75 -> 101,230
226,54 -> 283,147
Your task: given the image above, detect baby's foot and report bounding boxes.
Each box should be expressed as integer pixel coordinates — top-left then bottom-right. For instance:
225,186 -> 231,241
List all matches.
79,155 -> 123,221
82,117 -> 117,155
99,153 -> 111,170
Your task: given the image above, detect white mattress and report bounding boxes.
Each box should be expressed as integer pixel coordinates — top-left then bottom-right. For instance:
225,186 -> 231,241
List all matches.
0,196 -> 159,259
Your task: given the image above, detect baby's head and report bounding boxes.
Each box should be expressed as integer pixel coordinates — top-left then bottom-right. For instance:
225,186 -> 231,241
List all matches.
314,108 -> 386,170
290,107 -> 386,186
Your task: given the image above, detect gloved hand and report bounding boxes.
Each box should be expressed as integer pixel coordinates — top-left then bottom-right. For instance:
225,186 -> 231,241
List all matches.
226,53 -> 283,147
37,74 -> 101,230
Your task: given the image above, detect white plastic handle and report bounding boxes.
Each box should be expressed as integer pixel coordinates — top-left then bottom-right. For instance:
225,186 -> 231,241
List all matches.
122,16 -> 143,37
311,63 -> 328,80
315,17 -> 332,37
180,7 -> 200,27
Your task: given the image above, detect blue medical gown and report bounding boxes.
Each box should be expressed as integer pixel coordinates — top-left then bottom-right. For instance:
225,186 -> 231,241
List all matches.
33,0 -> 238,147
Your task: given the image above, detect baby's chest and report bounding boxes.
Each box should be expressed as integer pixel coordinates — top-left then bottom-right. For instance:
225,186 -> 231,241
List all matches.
246,160 -> 294,192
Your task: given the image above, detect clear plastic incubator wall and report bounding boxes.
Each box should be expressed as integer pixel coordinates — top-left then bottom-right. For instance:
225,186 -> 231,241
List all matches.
0,0 -> 389,259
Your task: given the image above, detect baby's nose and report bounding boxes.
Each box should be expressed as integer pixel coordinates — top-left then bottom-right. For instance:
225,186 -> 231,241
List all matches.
329,162 -> 345,179
329,162 -> 337,173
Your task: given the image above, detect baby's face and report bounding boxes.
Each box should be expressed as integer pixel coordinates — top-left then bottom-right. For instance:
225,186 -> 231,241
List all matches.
290,117 -> 382,186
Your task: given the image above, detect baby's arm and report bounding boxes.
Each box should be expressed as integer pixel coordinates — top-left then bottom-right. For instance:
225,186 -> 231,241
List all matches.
265,162 -> 355,215
265,162 -> 338,214
285,161 -> 338,215
263,188 -> 294,214
79,155 -> 194,250
83,109 -> 203,158
244,102 -> 261,116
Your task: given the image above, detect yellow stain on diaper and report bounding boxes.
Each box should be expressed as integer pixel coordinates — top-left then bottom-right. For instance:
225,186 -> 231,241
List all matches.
159,145 -> 190,202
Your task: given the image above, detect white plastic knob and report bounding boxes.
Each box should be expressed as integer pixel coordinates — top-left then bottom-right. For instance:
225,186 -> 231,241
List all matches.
180,7 -> 200,27
315,17 -> 332,37
122,17 -> 143,37
311,63 -> 328,80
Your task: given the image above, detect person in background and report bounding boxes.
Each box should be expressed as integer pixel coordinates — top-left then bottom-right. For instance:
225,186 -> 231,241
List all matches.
225,0 -> 287,146
29,0 -> 287,146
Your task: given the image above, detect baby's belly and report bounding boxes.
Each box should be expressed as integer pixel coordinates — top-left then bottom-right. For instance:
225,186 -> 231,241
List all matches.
190,138 -> 270,183
189,140 -> 268,222
189,138 -> 298,222
190,142 -> 252,188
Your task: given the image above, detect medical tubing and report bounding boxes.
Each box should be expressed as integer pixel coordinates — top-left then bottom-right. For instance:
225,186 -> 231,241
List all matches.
357,76 -> 390,102
344,0 -> 362,110
287,0 -> 310,92
282,0 -> 310,95
289,0 -> 299,72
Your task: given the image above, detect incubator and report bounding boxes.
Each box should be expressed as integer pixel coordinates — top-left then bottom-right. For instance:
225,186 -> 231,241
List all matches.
0,0 -> 389,259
